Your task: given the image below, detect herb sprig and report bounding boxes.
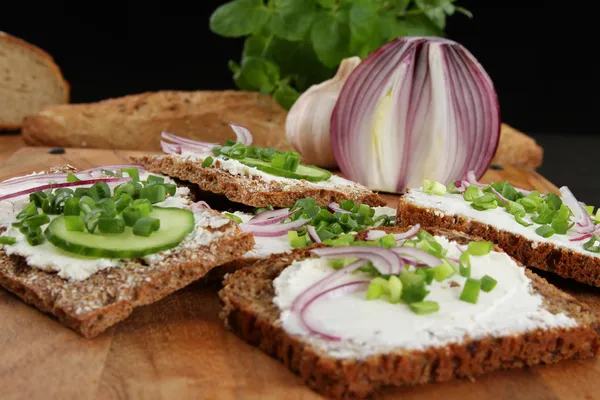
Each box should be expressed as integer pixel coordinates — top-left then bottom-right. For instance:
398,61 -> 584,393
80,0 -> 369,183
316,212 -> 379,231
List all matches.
209,0 -> 471,110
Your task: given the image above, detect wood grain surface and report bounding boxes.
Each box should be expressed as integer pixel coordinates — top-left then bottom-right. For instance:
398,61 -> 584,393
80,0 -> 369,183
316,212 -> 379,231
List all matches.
0,146 -> 598,400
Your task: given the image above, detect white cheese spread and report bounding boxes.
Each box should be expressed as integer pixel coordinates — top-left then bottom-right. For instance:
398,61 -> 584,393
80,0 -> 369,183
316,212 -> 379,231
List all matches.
404,188 -> 600,258
272,233 -> 576,359
229,206 -> 397,260
0,170 -> 231,281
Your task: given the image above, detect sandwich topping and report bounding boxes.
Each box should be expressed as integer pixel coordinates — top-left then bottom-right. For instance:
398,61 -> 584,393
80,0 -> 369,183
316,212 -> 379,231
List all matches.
272,228 -> 576,359
0,166 -> 232,281
407,172 -> 600,257
159,123 -> 369,191
225,199 -> 396,259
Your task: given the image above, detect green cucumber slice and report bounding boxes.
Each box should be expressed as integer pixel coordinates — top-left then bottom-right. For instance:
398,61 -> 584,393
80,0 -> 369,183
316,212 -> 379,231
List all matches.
239,158 -> 332,182
44,207 -> 195,259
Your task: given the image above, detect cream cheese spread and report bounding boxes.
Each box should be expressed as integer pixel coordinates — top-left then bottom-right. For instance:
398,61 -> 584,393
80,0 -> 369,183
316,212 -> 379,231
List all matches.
272,233 -> 576,359
404,188 -> 600,258
229,206 -> 396,259
0,170 -> 231,281
179,151 -> 363,190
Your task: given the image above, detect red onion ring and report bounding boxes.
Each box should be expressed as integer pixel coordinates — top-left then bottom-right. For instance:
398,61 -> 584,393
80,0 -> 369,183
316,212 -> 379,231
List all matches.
189,201 -> 211,211
0,177 -> 132,202
364,224 -> 421,242
240,218 -> 309,237
560,186 -> 595,233
306,225 -> 321,243
161,132 -> 218,149
488,186 -> 507,204
248,208 -> 294,225
291,259 -> 367,313
161,141 -> 182,155
229,123 -> 253,146
310,246 -> 401,275
299,280 -> 370,341
327,202 -> 351,214
389,246 -> 442,267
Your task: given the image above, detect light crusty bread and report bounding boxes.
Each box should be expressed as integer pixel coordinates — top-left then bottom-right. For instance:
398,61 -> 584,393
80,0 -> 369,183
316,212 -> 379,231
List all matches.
21,90 -> 290,151
494,123 -> 543,169
0,165 -> 255,338
396,195 -> 600,287
0,32 -> 69,130
130,153 -> 387,208
219,226 -> 600,399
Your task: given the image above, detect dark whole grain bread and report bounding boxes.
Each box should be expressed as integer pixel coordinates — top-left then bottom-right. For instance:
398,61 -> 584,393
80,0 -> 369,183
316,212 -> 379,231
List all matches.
0,165 -> 255,338
219,226 -> 600,399
396,195 -> 600,288
130,153 -> 386,208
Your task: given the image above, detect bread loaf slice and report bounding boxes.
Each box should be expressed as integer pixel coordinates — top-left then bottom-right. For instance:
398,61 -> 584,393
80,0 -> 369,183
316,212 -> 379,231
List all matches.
0,32 -> 69,130
0,165 -> 254,338
396,190 -> 600,287
130,153 -> 386,208
22,90 -> 290,150
219,226 -> 600,399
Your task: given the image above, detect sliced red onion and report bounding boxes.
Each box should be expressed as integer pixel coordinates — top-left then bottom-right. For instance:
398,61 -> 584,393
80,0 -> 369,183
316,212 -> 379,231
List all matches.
327,202 -> 351,214
466,171 -> 485,187
365,224 -> 420,242
310,246 -> 402,275
390,246 -> 442,267
331,37 -> 500,193
570,232 -> 595,242
1,172 -> 72,188
161,141 -> 182,155
161,132 -> 218,148
248,208 -> 294,225
456,170 -> 531,196
299,280 -> 370,341
365,230 -> 387,241
189,201 -> 211,211
229,123 -> 253,146
80,164 -> 146,174
306,225 -> 321,243
290,259 -> 367,313
560,186 -> 595,233
488,186 -> 507,204
0,177 -> 132,202
240,218 -> 309,237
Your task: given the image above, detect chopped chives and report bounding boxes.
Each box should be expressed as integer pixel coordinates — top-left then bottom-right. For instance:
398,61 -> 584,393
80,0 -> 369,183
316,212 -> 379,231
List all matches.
0,236 -> 17,245
141,185 -> 166,204
366,281 -> 385,300
422,179 -> 447,196
535,225 -> 555,238
583,235 -> 600,253
387,275 -> 403,304
467,241 -> 493,256
223,212 -> 243,223
146,175 -> 165,184
66,173 -> 80,182
132,217 -> 161,237
432,262 -> 455,282
463,186 -> 483,201
121,168 -> 140,182
65,215 -> 85,232
459,251 -> 471,278
460,278 -> 481,304
480,275 -> 498,292
98,217 -> 126,234
409,301 -> 439,315
26,231 -> 45,246
24,213 -> 50,228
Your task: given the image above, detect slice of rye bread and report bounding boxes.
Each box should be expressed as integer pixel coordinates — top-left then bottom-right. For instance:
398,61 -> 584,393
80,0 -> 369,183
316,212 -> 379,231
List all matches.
130,154 -> 386,208
0,166 -> 255,339
396,196 -> 600,287
219,226 -> 600,399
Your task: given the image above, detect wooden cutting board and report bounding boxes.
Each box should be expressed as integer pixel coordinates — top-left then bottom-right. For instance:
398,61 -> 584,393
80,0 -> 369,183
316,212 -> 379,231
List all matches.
1,146 -> 599,400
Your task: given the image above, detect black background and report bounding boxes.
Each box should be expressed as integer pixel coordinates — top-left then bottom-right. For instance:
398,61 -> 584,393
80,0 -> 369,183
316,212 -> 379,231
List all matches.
1,1 -> 598,201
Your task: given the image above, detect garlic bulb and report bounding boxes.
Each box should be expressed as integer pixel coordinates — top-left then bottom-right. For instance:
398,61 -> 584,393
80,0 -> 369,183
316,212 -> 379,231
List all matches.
285,56 -> 362,168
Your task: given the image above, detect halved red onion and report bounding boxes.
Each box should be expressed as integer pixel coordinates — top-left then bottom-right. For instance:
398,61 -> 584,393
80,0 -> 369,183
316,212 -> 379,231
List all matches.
310,246 -> 402,275
306,225 -> 321,243
327,202 -> 351,214
299,280 -> 370,341
560,186 -> 595,233
331,37 -> 500,193
229,123 -> 253,146
390,246 -> 442,267
240,218 -> 309,237
0,177 -> 132,202
248,208 -> 294,225
291,259 -> 367,313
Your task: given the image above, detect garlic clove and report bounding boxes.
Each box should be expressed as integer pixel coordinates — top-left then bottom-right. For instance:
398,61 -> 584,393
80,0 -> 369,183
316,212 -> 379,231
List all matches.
285,56 -> 362,169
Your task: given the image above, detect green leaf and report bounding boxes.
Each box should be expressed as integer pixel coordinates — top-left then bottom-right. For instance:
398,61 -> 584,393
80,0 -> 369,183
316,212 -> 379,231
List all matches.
273,82 -> 301,110
379,14 -> 409,41
390,0 -> 411,12
269,0 -> 317,41
210,0 -> 271,38
349,4 -> 381,56
400,14 -> 445,36
267,36 -> 335,91
229,60 -> 255,91
237,57 -> 281,93
316,0 -> 336,8
310,11 -> 351,69
242,35 -> 269,59
414,0 -> 450,30
455,6 -> 473,18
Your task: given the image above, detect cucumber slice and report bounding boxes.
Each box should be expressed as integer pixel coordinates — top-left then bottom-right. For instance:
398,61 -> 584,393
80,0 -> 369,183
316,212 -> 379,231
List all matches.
45,207 -> 195,259
239,158 -> 332,182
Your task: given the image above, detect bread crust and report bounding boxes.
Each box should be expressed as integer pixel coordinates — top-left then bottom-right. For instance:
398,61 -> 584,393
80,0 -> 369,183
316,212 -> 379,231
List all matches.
130,153 -> 386,208
218,227 -> 600,399
396,197 -> 600,287
21,90 -> 289,150
0,31 -> 70,130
